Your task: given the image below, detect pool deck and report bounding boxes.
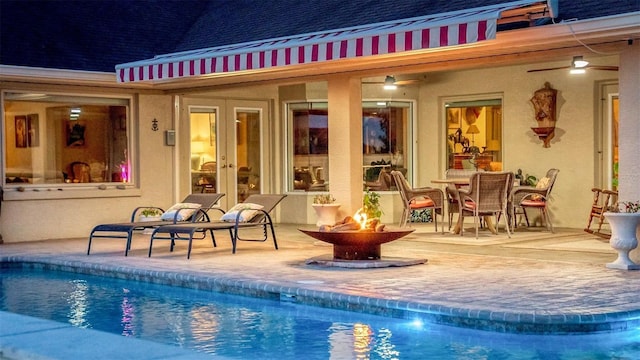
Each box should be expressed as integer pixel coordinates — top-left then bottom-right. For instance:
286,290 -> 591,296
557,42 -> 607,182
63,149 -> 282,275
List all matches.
2,223 -> 640,358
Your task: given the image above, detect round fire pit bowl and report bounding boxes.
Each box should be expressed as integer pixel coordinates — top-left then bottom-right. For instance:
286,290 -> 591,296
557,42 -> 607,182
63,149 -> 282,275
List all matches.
299,228 -> 415,260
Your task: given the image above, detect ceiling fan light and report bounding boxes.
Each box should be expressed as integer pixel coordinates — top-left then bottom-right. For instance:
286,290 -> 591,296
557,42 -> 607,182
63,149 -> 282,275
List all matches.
572,56 -> 589,68
383,75 -> 397,90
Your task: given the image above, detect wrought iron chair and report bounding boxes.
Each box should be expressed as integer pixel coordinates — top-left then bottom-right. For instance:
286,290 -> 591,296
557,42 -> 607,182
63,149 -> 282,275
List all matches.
391,170 -> 445,232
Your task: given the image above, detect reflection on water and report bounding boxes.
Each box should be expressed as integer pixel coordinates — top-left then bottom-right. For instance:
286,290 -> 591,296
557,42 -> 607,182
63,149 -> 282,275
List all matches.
67,280 -> 89,328
1,267 -> 640,360
120,295 -> 135,336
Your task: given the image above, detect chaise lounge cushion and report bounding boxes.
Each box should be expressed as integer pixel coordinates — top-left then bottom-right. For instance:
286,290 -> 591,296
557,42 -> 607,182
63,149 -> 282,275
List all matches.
220,203 -> 264,222
160,203 -> 202,221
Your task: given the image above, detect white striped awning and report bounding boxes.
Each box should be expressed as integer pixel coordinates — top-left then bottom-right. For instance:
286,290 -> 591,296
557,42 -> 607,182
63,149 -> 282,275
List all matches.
116,1 -> 542,83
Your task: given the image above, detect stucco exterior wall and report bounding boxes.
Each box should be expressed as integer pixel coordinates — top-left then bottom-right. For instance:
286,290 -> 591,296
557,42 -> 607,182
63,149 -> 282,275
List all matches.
1,55 -> 632,242
419,58 -> 620,228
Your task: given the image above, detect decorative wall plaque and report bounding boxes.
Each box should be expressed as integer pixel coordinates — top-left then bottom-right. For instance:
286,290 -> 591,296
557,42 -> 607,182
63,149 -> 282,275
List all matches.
530,82 -> 557,148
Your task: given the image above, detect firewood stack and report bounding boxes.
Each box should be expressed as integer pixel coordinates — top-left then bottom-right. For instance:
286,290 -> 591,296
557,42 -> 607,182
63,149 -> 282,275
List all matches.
319,216 -> 385,232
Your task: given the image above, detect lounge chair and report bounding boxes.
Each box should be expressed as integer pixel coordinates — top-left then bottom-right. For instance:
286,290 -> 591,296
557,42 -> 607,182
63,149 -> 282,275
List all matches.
87,193 -> 225,256
148,194 -> 287,259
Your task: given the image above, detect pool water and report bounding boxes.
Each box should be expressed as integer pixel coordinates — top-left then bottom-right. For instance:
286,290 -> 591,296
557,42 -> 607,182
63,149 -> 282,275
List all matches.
1,267 -> 639,359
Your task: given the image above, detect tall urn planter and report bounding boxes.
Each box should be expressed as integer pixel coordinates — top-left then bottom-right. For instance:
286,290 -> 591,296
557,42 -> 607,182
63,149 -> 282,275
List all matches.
604,212 -> 640,270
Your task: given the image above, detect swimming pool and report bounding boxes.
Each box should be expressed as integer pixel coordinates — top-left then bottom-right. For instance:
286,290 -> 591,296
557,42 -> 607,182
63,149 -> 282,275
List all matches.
2,265 -> 639,359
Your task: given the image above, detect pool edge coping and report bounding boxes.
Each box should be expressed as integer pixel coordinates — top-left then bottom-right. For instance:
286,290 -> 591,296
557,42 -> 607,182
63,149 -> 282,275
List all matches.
3,255 -> 640,335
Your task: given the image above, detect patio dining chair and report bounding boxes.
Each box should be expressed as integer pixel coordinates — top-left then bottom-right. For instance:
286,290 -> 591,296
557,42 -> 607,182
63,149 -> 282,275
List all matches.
444,169 -> 479,230
391,170 -> 445,232
511,168 -> 559,232
458,171 -> 513,238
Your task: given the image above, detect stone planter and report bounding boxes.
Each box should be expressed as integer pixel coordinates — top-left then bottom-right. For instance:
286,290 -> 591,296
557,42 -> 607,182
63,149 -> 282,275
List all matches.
312,203 -> 341,227
604,212 -> 640,270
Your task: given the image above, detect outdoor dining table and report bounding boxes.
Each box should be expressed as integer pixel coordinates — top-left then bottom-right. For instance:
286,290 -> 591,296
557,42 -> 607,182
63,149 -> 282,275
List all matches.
431,178 -> 499,235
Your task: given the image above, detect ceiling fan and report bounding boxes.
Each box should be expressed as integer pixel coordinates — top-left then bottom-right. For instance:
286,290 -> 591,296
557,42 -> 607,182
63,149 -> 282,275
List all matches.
362,75 -> 422,89
528,56 -> 618,73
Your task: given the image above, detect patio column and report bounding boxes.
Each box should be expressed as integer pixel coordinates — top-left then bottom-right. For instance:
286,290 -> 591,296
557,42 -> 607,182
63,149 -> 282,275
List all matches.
618,40 -> 640,203
327,76 -> 363,217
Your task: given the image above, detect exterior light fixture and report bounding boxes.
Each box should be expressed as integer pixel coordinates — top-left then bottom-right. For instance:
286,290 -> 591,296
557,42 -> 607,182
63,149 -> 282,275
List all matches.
383,76 -> 397,90
570,56 -> 589,74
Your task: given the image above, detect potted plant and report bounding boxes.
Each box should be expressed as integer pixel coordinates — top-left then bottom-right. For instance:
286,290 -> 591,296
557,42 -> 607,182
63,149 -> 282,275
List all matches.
363,190 -> 383,221
139,207 -> 163,221
312,194 -> 340,227
604,200 -> 640,270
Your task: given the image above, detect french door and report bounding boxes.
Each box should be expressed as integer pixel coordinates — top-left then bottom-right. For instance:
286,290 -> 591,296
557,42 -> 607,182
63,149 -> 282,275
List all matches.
181,98 -> 268,209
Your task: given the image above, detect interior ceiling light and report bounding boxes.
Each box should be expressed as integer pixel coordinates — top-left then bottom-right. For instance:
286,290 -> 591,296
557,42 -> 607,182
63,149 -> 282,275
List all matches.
383,75 -> 397,90
570,56 -> 589,74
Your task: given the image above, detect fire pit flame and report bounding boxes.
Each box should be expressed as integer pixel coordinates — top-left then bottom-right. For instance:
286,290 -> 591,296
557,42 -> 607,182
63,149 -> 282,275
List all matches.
319,212 -> 385,233
353,208 -> 367,230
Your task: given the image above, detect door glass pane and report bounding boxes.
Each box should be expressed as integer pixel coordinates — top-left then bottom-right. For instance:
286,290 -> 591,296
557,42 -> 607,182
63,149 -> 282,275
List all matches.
236,109 -> 261,202
190,108 -> 217,194
289,102 -> 329,192
363,101 -> 410,191
445,100 -> 502,171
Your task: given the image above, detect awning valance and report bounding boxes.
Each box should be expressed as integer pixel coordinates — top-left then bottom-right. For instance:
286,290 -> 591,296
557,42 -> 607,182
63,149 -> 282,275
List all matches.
116,0 -> 544,83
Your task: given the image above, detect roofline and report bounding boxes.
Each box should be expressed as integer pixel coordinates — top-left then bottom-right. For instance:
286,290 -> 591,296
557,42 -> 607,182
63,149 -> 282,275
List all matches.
1,11 -> 637,91
146,12 -> 640,91
118,0 -> 541,68
0,65 -> 151,89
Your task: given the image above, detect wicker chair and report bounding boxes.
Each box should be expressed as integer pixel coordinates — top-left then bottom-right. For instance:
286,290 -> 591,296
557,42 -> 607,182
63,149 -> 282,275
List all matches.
444,169 -> 480,230
458,171 -> 513,238
511,168 -> 559,232
391,170 -> 445,232
366,169 -> 392,191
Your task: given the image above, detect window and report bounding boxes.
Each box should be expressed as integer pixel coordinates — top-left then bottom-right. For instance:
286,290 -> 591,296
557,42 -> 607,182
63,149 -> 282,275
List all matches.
445,99 -> 502,171
288,102 -> 329,192
363,101 -> 412,191
3,91 -> 131,187
287,100 -> 413,192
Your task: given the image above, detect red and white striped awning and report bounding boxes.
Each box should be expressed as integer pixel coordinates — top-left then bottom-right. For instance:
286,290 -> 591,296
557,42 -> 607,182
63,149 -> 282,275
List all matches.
116,1 -> 541,83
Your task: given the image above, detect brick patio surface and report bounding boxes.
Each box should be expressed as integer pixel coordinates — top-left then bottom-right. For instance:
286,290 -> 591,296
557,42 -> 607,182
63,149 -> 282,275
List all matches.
2,223 -> 640,334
